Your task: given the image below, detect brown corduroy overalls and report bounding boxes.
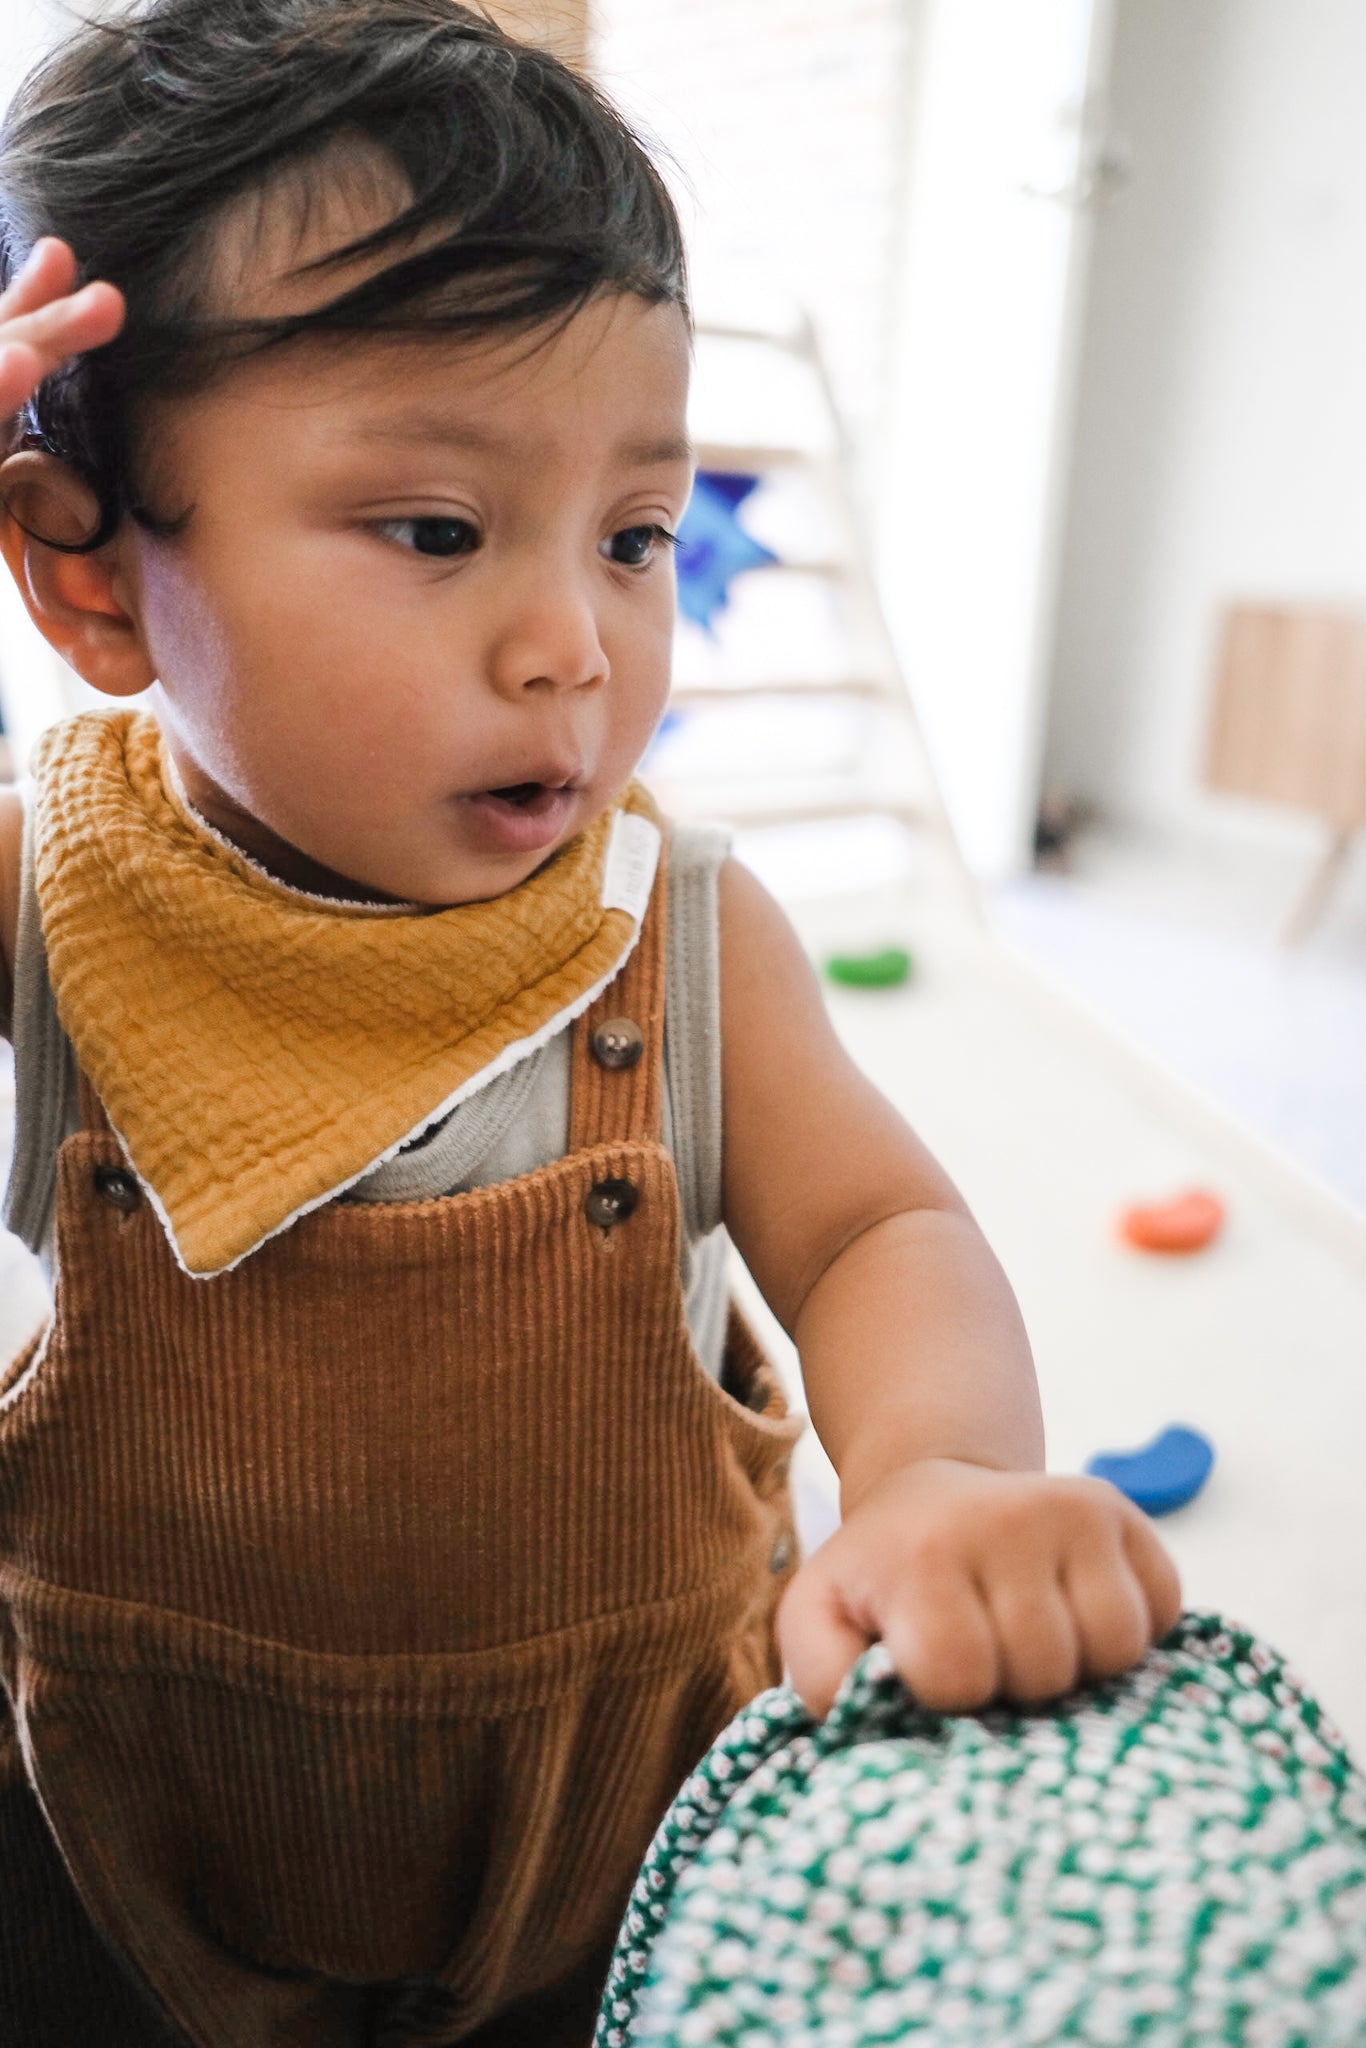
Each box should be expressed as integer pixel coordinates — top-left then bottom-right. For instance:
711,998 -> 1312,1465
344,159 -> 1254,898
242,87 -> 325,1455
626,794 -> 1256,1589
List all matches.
0,847 -> 802,2047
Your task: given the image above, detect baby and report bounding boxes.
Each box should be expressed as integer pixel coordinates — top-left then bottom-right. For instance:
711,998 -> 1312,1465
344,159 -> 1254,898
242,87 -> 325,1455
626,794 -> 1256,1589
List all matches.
0,2 -> 1180,2041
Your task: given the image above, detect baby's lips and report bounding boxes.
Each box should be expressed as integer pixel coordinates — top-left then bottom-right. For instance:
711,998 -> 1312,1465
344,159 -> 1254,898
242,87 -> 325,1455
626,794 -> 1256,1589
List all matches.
1117,1187 -> 1226,1254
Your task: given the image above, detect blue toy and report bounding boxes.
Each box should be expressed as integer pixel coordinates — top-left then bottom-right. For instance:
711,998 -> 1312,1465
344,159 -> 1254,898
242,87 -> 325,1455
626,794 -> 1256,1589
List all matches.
674,470 -> 778,632
1085,1423 -> 1215,1516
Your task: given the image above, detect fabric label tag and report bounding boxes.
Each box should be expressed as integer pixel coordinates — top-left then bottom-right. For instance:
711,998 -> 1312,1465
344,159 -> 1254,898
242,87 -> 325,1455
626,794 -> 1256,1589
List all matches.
601,811 -> 660,923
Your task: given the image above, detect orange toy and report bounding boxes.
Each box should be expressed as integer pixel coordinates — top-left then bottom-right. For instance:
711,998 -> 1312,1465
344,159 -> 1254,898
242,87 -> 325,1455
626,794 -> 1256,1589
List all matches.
1118,1188 -> 1226,1254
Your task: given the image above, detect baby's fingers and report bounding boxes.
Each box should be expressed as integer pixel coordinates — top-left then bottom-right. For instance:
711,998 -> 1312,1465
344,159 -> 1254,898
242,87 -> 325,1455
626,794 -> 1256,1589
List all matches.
879,1563 -> 999,1714
0,237 -> 79,321
777,1562 -> 875,1721
1,280 -> 126,378
0,242 -> 124,417
1063,1509 -> 1182,1685
983,1575 -> 1082,1703
1123,1510 -> 1183,1640
1063,1525 -> 1154,1682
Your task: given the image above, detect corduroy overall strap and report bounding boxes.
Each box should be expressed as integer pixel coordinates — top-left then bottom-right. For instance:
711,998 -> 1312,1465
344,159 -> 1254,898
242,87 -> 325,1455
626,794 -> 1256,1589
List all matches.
77,1068 -> 111,1136
568,826 -> 669,1152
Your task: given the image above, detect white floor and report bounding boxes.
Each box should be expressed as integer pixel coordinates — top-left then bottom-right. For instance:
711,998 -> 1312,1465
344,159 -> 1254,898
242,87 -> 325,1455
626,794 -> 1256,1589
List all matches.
990,820 -> 1366,1211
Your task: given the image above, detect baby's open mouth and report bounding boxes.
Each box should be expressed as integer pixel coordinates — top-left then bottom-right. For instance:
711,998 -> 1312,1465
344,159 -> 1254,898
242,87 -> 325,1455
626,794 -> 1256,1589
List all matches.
487,783 -> 545,807
463,782 -> 577,849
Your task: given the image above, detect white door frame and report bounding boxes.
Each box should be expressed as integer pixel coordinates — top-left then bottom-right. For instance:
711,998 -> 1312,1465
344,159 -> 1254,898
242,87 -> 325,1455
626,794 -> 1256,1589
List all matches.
877,0 -> 1117,881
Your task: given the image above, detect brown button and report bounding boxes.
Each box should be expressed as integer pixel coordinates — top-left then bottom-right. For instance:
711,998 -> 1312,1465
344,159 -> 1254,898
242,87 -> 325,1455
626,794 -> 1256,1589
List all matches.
590,1017 -> 644,1071
93,1165 -> 141,1213
768,1533 -> 795,1574
584,1177 -> 639,1230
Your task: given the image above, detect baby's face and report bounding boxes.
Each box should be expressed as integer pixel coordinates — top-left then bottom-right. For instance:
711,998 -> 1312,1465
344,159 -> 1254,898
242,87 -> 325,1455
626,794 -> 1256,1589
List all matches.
123,290 -> 692,904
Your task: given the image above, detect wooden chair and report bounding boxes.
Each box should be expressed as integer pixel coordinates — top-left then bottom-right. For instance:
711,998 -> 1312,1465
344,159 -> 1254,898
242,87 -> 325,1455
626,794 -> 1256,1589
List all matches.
1204,603 -> 1366,942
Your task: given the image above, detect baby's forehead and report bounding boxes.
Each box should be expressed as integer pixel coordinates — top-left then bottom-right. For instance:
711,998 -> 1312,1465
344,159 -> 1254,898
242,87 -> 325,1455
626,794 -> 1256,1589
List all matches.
142,287 -> 691,490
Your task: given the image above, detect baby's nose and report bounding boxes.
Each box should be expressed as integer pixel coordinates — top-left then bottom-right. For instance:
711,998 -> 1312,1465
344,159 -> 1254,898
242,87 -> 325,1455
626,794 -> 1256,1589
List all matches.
488,577 -> 608,697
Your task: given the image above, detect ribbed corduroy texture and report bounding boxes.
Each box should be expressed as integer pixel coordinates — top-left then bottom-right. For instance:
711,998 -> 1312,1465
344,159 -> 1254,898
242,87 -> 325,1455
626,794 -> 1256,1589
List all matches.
0,850 -> 802,2048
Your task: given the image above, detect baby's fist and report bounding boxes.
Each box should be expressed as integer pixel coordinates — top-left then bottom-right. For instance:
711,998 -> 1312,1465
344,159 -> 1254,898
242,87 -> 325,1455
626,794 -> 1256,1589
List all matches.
777,1458 -> 1182,1719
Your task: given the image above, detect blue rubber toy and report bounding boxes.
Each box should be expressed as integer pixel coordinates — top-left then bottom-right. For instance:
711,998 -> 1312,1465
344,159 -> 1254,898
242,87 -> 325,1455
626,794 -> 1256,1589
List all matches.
1085,1424 -> 1214,1516
674,471 -> 778,633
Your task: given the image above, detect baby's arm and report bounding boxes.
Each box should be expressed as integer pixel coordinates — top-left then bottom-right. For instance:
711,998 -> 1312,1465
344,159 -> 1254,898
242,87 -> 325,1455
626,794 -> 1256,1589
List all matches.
719,858 -> 1181,1718
0,239 -> 126,1038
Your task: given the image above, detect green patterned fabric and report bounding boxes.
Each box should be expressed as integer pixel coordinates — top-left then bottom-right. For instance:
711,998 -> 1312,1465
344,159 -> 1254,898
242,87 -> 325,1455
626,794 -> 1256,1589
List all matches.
598,1615 -> 1366,2047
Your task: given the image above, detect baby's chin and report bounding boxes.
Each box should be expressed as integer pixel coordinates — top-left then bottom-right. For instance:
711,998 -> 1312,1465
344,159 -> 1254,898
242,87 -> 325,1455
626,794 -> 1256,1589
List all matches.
171,785 -> 502,908
294,830 -> 580,912
169,756 -> 594,907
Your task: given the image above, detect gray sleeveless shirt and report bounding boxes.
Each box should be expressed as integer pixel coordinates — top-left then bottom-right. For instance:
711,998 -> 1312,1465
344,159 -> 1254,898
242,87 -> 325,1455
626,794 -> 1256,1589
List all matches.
3,792 -> 733,1377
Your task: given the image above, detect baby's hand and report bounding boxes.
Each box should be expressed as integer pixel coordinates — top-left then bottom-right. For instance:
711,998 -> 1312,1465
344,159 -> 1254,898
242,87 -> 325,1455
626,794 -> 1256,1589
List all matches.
778,1457 -> 1183,1719
0,238 -> 124,418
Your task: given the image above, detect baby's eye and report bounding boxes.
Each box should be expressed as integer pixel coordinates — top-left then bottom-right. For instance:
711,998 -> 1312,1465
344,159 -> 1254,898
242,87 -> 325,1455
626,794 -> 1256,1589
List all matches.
601,524 -> 678,569
376,515 -> 479,559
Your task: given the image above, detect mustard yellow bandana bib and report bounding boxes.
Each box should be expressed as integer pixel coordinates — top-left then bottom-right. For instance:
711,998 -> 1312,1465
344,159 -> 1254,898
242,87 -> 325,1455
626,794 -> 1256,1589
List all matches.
32,711 -> 662,1276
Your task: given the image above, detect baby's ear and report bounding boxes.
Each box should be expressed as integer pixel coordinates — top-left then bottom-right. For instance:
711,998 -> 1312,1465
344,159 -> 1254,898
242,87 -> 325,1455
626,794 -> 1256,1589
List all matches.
0,450 -> 155,699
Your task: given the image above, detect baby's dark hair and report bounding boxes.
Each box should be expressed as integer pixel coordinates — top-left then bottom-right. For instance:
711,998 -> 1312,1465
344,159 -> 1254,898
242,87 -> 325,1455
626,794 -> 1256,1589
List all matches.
0,0 -> 688,550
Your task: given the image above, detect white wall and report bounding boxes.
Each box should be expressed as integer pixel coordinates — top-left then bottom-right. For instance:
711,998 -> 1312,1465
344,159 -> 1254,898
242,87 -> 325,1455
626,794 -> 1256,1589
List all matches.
1044,0 -> 1366,839
0,1 -> 71,110
600,0 -> 1125,883
876,0 -> 1114,880
593,0 -> 910,499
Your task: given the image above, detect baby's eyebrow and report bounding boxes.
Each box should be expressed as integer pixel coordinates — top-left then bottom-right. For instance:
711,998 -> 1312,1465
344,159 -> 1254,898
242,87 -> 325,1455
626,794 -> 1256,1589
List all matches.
612,433 -> 696,468
343,413 -> 694,469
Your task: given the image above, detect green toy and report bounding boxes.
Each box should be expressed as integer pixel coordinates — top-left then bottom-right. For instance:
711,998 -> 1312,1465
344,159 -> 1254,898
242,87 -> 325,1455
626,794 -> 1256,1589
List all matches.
824,946 -> 914,990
